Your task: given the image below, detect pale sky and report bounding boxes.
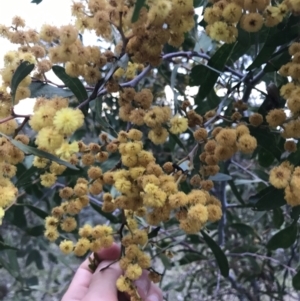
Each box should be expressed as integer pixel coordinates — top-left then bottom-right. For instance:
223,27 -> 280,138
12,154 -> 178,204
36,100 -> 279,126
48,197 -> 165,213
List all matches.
0,0 -> 74,68
0,2 -> 220,114
0,0 -> 75,114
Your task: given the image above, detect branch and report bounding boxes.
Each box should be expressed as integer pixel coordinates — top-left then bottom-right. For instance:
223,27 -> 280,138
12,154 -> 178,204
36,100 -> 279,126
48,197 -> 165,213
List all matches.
77,50 -> 251,109
216,181 -> 227,246
228,253 -> 297,274
230,160 -> 269,186
162,51 -> 243,79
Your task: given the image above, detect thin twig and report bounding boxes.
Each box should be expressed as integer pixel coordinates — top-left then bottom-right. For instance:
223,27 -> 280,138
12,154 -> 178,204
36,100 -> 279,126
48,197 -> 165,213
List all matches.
231,160 -> 269,186
228,253 -> 297,274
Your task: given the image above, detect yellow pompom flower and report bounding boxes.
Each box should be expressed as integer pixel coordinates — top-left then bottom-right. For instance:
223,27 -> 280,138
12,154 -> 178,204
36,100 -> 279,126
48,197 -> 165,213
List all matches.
269,165 -> 292,189
222,3 -> 242,23
207,204 -> 222,222
0,207 -> 4,225
53,108 -> 84,135
143,189 -> 167,207
237,135 -> 257,154
266,109 -> 286,127
116,276 -> 131,292
40,173 -> 57,187
61,216 -> 77,232
0,120 -> 18,135
169,115 -> 188,134
188,204 -> 208,223
74,237 -> 90,256
44,228 -> 59,242
129,167 -> 145,180
240,13 -> 264,33
0,185 -> 17,208
125,263 -> 143,281
216,129 -> 237,146
124,142 -> 143,155
91,225 -> 113,239
35,127 -> 64,150
49,162 -> 67,175
45,216 -> 59,229
115,179 -> 132,194
208,21 -> 230,42
55,141 -> 79,160
39,24 -> 59,42
59,24 -> 78,45
59,240 -> 74,254
148,127 -> 169,144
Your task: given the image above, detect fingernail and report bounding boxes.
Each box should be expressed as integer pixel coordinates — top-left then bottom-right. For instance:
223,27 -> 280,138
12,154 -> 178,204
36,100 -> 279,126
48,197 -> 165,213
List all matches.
147,294 -> 160,301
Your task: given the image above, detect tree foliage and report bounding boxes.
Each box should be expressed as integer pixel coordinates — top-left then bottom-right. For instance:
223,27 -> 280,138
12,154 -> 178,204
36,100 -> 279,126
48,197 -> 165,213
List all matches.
0,0 -> 300,300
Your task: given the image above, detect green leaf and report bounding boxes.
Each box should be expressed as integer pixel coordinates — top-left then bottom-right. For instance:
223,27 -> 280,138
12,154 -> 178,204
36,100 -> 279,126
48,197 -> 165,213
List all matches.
26,225 -> 45,237
0,133 -> 79,170
159,253 -> 172,270
131,0 -> 147,23
0,250 -> 22,281
250,127 -> 282,161
23,205 -> 48,219
13,205 -> 27,228
59,165 -> 85,177
0,237 -> 18,251
227,41 -> 251,65
189,64 -> 207,86
291,206 -> 300,221
52,66 -> 88,104
230,223 -> 259,238
266,24 -> 300,47
247,44 -> 276,71
178,252 -> 206,265
90,202 -> 119,223
195,89 -> 221,115
10,61 -> 34,104
168,133 -> 187,152
273,208 -> 284,229
148,227 -> 160,239
288,142 -> 300,165
201,230 -> 229,277
228,180 -> 245,204
15,166 -> 39,188
293,269 -> 300,290
250,186 -> 286,211
29,81 -> 74,98
209,173 -> 232,181
258,148 -> 275,168
25,276 -> 39,287
264,49 -> 291,73
26,250 -> 44,270
267,221 -> 297,250
191,43 -> 235,100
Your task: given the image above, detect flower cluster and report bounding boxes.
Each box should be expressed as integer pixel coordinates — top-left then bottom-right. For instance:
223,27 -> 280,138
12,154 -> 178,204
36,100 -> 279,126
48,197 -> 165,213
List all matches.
199,126 -> 257,178
259,43 -> 300,140
73,0 -> 195,66
269,161 -> 300,207
204,0 -> 289,43
29,97 -> 85,186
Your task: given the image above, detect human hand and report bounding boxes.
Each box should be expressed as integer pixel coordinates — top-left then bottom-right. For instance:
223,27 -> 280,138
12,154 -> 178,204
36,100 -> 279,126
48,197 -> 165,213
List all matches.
61,243 -> 163,301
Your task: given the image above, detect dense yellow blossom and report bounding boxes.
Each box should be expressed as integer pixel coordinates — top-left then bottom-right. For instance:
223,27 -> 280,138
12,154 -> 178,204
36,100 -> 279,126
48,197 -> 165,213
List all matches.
53,108 -> 84,135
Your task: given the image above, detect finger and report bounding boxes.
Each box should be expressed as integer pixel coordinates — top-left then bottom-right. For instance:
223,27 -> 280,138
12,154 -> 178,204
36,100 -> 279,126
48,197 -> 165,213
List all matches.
134,270 -> 151,300
62,243 -> 120,301
82,260 -> 122,301
145,282 -> 164,301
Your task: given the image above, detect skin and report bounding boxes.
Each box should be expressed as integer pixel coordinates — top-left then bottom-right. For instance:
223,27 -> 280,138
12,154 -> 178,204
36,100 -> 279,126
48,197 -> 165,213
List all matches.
62,243 -> 163,301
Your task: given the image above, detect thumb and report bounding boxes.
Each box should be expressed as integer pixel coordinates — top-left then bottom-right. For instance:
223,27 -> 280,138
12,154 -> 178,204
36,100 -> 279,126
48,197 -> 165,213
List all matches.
82,260 -> 122,301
